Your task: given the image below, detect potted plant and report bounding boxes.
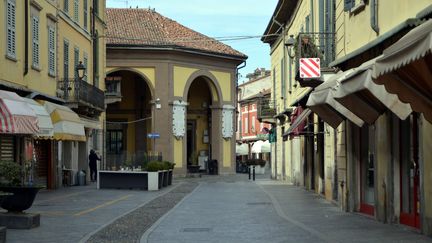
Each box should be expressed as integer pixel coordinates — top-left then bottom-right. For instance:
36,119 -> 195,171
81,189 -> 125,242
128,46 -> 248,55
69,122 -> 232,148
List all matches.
0,161 -> 43,213
146,161 -> 161,191
163,161 -> 175,185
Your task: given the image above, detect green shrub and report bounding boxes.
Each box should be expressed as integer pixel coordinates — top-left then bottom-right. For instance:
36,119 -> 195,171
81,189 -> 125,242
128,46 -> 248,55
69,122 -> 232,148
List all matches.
163,161 -> 176,170
0,161 -> 22,186
146,161 -> 161,172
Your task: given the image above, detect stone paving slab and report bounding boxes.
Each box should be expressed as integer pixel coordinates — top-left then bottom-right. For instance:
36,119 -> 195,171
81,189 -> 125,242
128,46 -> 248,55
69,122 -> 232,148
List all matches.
4,183 -> 169,243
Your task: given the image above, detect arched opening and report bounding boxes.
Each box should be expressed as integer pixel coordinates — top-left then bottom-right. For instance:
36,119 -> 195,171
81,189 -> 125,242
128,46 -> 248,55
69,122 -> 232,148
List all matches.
186,76 -> 217,174
105,70 -> 153,170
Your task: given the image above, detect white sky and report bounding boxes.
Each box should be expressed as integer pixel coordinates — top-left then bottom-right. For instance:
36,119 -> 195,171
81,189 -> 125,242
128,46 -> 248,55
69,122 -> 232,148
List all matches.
106,0 -> 278,83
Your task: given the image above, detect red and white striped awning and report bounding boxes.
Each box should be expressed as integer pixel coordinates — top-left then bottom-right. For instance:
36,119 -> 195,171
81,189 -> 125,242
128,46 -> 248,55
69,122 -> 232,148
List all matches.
0,90 -> 39,134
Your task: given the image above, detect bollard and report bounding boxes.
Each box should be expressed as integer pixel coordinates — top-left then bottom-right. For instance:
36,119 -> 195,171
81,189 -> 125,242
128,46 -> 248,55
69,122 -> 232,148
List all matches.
253,166 -> 255,181
248,166 -> 251,180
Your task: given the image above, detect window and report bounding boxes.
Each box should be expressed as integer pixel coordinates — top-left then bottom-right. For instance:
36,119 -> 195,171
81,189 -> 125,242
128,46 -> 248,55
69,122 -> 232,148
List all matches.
94,0 -> 99,15
31,16 -> 40,69
305,15 -> 310,33
64,0 -> 69,13
93,31 -> 99,87
83,52 -> 88,81
288,56 -> 292,92
107,130 -> 123,154
6,0 -> 16,59
74,0 -> 79,22
252,116 -> 256,133
84,0 -> 88,29
63,40 -> 69,80
74,47 -> 79,80
48,27 -> 56,76
280,57 -> 285,99
244,117 -> 248,133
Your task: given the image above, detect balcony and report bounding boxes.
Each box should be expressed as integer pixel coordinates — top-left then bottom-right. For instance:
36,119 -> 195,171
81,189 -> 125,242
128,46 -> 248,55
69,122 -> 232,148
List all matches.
105,76 -> 122,104
257,98 -> 276,124
287,32 -> 336,87
57,78 -> 105,117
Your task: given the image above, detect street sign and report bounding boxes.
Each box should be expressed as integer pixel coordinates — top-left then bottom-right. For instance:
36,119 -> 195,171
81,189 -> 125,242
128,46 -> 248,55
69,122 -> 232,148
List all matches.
299,58 -> 321,78
147,133 -> 160,139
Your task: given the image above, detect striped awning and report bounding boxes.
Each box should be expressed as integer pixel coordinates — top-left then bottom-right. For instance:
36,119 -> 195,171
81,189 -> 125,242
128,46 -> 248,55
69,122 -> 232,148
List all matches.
0,90 -> 39,134
22,98 -> 54,138
38,100 -> 86,141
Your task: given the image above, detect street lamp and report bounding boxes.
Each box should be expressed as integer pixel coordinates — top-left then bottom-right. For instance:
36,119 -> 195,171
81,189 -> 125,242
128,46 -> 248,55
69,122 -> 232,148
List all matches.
155,98 -> 161,109
76,61 -> 86,80
284,35 -> 296,58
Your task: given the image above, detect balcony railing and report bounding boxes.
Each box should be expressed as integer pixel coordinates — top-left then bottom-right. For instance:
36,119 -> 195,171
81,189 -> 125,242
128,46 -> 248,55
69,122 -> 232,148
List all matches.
257,98 -> 276,122
293,32 -> 335,67
57,78 -> 105,112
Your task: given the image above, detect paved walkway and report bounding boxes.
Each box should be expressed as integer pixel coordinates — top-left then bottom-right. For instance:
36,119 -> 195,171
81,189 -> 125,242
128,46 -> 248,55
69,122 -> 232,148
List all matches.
4,173 -> 432,243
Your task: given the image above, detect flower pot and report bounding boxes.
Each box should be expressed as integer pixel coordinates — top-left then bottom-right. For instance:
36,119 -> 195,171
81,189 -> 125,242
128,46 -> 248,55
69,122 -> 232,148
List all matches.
0,186 -> 41,212
147,172 -> 159,191
162,170 -> 169,187
168,170 -> 173,185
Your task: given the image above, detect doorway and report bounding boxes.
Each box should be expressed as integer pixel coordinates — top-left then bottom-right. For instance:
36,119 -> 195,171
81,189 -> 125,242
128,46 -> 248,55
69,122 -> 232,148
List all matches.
187,120 -> 196,167
359,126 -> 375,216
399,114 -> 420,228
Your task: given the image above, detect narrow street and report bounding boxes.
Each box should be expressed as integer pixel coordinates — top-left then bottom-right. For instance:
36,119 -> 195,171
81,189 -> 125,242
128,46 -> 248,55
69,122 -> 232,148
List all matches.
5,175 -> 430,242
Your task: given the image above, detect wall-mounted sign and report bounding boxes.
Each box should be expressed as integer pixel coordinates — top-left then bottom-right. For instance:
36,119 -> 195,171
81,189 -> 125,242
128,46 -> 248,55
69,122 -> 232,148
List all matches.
147,133 -> 160,139
222,105 -> 235,139
172,100 -> 187,139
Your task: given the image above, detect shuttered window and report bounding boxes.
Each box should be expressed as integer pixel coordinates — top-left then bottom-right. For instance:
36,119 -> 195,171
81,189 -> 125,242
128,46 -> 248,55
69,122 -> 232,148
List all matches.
0,136 -> 15,162
48,27 -> 56,76
64,40 -> 69,80
74,0 -> 79,22
84,0 -> 88,29
6,0 -> 16,59
281,57 -> 285,100
74,47 -> 79,80
32,16 -> 40,68
83,52 -> 88,81
64,0 -> 69,13
305,15 -> 310,33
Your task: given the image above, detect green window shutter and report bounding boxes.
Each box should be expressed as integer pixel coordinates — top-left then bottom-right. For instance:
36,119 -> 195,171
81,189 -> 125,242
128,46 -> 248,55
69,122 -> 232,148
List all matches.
32,16 -> 40,68
48,27 -> 56,76
6,0 -> 16,58
64,40 -> 69,80
84,0 -> 88,29
74,47 -> 79,80
64,0 -> 69,13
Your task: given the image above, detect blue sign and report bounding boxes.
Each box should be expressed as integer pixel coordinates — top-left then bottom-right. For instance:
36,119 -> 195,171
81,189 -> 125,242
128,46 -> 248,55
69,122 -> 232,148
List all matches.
147,133 -> 160,139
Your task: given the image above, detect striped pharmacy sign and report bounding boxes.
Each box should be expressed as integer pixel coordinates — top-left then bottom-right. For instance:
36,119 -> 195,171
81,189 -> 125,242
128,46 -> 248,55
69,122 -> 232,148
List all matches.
299,58 -> 321,78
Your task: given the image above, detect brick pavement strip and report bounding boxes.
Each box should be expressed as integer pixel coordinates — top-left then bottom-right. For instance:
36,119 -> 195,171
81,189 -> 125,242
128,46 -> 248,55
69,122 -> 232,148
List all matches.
85,182 -> 199,243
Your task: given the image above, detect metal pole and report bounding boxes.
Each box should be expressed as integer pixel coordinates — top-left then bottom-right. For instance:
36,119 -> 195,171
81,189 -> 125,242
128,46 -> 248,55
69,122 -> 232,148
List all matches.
248,166 -> 251,180
253,165 -> 256,181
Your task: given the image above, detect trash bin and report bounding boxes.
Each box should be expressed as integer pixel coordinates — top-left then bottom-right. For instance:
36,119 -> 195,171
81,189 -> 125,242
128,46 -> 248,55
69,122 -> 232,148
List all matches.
209,160 -> 218,175
78,170 -> 86,186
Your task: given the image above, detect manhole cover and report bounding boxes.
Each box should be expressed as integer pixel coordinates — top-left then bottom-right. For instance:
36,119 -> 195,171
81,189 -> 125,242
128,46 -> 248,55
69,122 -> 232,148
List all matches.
182,228 -> 211,232
246,202 -> 271,205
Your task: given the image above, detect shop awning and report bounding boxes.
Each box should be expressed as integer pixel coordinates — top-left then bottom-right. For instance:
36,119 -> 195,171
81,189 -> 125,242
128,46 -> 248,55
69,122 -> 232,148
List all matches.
251,140 -> 270,153
283,107 -> 311,138
38,100 -> 86,141
306,71 -> 364,128
22,98 -> 54,138
0,90 -> 38,134
236,143 -> 249,155
334,57 -> 412,124
374,19 -> 432,123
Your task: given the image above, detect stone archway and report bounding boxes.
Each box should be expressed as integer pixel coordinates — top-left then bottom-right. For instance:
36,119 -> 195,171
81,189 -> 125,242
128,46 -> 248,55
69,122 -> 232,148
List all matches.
105,70 -> 153,170
183,74 -> 223,174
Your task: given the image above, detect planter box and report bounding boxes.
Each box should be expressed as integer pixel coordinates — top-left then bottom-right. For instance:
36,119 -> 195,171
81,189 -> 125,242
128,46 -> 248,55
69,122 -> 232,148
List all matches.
148,172 -> 159,191
98,171 -> 148,190
162,170 -> 169,187
0,187 -> 41,212
168,170 -> 173,185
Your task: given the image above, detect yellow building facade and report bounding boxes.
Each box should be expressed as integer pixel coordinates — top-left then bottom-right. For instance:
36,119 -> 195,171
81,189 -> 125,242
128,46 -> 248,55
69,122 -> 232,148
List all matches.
263,0 -> 432,236
0,0 -> 106,188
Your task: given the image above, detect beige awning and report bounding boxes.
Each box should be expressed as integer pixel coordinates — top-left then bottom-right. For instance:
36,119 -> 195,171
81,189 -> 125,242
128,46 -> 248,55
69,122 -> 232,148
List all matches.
334,57 -> 412,124
374,19 -> 432,123
236,143 -> 249,155
306,71 -> 364,128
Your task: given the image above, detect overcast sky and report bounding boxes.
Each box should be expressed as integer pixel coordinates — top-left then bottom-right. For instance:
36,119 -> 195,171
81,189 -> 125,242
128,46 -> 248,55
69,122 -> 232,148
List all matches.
106,0 -> 278,83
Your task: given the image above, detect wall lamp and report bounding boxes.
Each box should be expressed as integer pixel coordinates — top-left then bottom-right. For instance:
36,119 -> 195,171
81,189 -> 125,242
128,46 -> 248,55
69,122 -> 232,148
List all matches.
155,98 -> 161,109
284,35 -> 296,58
76,61 -> 86,80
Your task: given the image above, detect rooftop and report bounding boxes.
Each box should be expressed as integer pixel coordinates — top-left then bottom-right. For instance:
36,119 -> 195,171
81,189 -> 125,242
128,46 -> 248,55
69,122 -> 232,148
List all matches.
106,8 -> 247,59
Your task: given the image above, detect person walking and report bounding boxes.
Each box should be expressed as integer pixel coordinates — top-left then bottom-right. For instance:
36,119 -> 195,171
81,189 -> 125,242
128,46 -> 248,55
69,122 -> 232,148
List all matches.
89,149 -> 101,182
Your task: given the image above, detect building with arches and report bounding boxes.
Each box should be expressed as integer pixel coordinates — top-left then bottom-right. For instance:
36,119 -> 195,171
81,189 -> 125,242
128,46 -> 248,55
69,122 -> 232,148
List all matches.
105,8 -> 247,175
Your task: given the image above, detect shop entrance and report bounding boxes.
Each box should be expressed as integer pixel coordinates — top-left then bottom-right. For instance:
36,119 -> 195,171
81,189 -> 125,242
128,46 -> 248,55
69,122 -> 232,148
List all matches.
359,126 -> 375,216
399,114 -> 420,228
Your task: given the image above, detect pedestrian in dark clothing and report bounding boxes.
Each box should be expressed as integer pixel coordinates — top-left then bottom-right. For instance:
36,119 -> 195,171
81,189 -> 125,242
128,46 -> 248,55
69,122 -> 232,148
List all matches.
89,149 -> 101,182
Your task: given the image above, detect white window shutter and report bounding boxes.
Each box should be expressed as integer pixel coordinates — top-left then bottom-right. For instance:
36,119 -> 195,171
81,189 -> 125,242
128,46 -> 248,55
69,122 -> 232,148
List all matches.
48,27 -> 56,76
32,16 -> 40,68
6,0 -> 16,58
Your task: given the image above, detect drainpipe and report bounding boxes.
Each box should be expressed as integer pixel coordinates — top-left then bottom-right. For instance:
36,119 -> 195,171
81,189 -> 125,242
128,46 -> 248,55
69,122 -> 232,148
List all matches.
24,0 -> 29,76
